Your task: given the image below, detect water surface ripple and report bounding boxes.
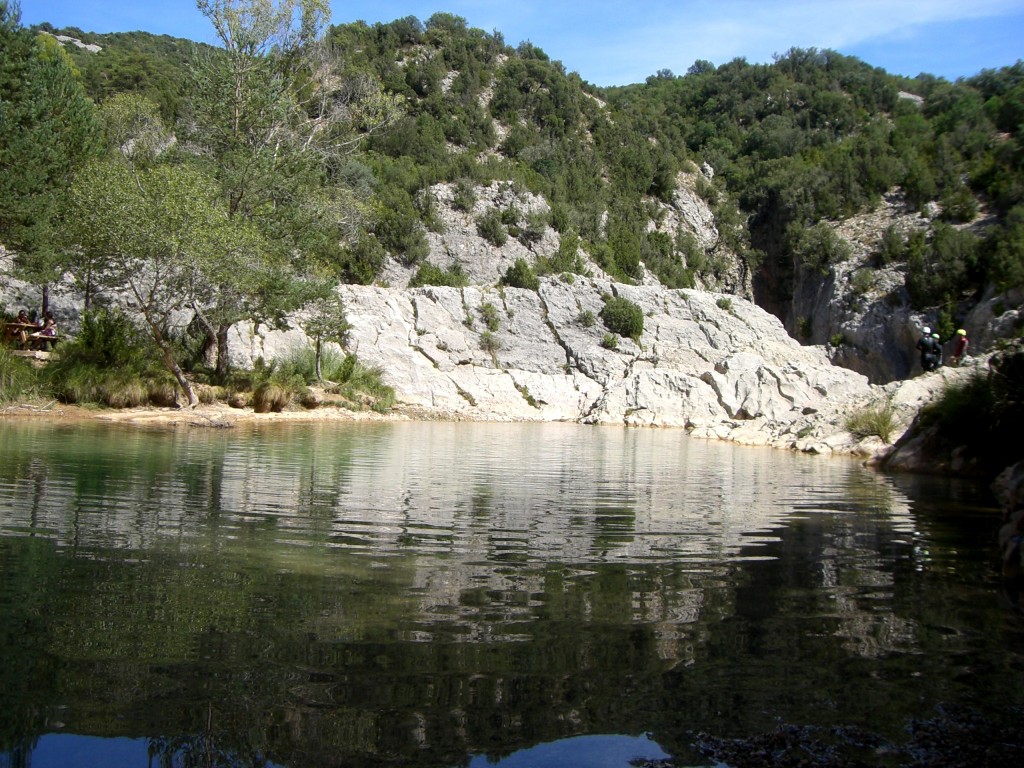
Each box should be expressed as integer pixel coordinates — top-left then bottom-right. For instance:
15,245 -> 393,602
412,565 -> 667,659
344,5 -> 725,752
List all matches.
0,419 -> 1020,767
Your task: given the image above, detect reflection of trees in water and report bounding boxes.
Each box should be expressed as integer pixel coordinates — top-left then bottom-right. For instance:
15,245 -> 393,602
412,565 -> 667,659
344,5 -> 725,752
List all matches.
9,422 -> 1008,768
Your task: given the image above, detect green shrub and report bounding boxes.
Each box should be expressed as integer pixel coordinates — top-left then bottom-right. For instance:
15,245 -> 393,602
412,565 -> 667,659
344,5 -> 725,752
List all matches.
252,382 -> 294,413
326,353 -> 396,412
452,179 -> 477,212
878,224 -> 906,265
340,234 -> 387,285
845,402 -> 897,442
905,224 -> 979,310
476,207 -> 508,246
535,230 -> 588,276
44,309 -> 170,407
850,269 -> 876,296
416,189 -> 445,233
578,309 -> 596,327
789,221 -> 852,275
0,346 -> 39,403
272,348 -> 393,410
105,379 -> 149,409
480,330 -> 502,353
479,301 -> 500,332
716,296 -> 733,312
940,184 -> 978,223
408,261 -> 470,287
600,296 -> 644,341
500,258 -> 540,290
600,333 -> 619,349
517,210 -> 547,246
374,188 -> 430,266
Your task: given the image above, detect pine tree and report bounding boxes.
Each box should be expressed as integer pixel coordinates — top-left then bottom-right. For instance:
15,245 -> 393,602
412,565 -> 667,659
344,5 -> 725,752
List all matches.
0,2 -> 100,310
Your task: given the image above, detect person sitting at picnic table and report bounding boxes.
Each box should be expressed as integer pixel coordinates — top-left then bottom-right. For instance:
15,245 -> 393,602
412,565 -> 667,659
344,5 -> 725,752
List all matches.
11,309 -> 38,348
28,313 -> 57,349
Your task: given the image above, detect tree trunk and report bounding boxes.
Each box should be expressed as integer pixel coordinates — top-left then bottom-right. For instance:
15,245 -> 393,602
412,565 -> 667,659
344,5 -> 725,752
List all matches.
162,344 -> 198,408
315,337 -> 323,381
147,322 -> 197,408
189,303 -> 218,370
215,323 -> 231,383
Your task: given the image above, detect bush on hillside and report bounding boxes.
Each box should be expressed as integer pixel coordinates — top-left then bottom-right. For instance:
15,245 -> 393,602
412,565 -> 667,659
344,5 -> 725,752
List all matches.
500,258 -> 540,290
476,207 -> 508,246
408,261 -> 470,287
600,296 -> 644,341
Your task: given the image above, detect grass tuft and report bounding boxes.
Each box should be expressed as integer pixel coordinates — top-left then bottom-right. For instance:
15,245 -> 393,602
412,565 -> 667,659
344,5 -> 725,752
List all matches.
845,402 -> 897,442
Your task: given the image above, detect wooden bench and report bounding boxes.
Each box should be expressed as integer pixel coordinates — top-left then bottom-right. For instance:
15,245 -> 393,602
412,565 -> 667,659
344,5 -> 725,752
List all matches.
29,333 -> 59,350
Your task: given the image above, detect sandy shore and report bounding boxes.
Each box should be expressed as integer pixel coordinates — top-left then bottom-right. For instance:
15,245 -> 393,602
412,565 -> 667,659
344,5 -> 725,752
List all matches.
0,399 -> 431,429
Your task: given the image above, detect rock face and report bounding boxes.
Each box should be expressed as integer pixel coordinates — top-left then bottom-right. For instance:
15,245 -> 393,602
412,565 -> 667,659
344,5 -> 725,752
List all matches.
234,277 -> 881,454
787,191 -> 1023,385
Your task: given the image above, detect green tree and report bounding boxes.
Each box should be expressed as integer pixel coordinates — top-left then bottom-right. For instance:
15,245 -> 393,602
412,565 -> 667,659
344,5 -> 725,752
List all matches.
986,204 -> 1024,290
789,221 -> 852,275
297,284 -> 351,381
183,0 -> 400,380
65,158 -> 248,406
906,223 -> 979,309
0,2 -> 101,311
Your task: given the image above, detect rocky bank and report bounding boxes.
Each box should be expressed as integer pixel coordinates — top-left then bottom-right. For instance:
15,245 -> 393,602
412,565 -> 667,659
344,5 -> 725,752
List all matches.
226,275 -> 980,461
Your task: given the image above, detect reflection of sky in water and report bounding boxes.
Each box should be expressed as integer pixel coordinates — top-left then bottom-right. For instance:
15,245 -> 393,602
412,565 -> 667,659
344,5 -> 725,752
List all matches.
29,734 -> 285,768
27,732 -> 663,768
467,733 -> 669,767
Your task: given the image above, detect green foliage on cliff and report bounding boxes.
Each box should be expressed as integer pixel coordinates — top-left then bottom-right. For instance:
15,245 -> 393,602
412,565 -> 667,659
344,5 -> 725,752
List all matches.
600,296 -> 644,341
608,51 -> 1024,312
500,258 -> 540,290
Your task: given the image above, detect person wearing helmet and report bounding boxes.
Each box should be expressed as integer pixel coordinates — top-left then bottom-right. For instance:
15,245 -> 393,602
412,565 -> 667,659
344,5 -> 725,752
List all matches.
951,328 -> 969,366
916,326 -> 940,372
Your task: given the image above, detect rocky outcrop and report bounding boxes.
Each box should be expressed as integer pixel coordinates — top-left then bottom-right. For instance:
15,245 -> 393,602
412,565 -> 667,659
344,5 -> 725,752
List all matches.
786,191 -> 931,383
233,277 -> 886,455
787,191 -> 1023,385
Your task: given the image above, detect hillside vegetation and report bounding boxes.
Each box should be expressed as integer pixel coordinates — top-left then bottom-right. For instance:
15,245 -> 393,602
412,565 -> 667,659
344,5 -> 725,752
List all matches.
2,1 -> 1023,408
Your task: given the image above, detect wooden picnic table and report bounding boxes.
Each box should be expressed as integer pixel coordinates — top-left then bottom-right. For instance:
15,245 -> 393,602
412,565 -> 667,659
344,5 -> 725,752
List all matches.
2,322 -> 39,345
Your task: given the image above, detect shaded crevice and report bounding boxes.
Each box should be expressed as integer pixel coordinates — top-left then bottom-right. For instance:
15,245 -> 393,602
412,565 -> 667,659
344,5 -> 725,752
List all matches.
411,296 -> 421,335
537,285 -> 580,374
699,370 -> 734,417
413,344 -> 441,369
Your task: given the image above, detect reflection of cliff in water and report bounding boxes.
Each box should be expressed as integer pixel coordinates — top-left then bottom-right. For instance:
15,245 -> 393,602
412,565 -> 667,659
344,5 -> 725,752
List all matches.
3,420 -> 997,768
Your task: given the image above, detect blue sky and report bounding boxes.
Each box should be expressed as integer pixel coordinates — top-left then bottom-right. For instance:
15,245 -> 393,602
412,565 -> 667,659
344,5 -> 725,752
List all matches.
19,0 -> 1024,86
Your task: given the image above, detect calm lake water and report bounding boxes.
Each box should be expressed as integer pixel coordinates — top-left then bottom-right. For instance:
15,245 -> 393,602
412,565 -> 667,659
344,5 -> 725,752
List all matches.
0,419 -> 1021,767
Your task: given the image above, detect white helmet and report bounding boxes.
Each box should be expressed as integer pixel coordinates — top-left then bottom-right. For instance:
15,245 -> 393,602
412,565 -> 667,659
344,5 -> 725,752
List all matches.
922,326 -> 931,334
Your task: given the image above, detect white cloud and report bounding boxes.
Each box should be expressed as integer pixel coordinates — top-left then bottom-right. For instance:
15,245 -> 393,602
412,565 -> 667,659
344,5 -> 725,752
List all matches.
544,0 -> 1024,83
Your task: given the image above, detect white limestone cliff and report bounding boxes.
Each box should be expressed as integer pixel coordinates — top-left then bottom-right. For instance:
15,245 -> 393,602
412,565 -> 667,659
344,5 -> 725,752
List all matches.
231,277 -> 887,455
